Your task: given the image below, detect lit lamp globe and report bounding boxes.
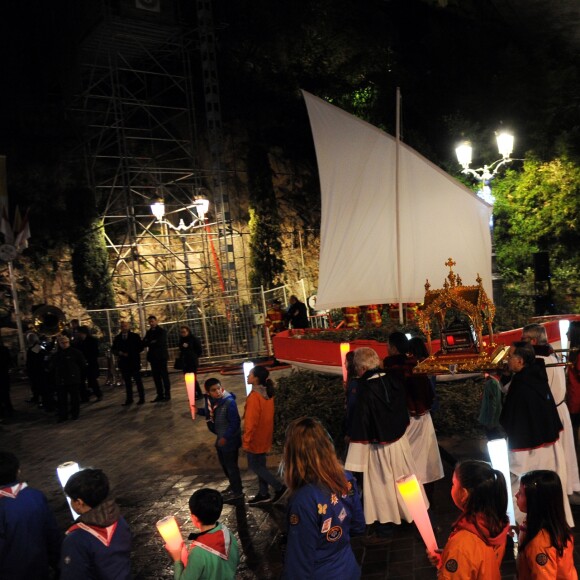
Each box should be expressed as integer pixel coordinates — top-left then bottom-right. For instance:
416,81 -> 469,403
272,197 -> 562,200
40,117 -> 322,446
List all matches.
192,198 -> 210,221
150,198 -> 166,221
496,131 -> 514,160
455,141 -> 473,170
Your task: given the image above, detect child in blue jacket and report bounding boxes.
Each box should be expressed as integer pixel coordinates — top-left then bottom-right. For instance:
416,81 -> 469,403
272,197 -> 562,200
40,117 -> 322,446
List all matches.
197,378 -> 244,502
0,451 -> 62,580
61,468 -> 132,579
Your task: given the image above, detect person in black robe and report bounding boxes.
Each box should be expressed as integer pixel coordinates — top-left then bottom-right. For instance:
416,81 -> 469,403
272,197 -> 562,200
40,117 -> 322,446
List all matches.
284,295 -> 309,329
499,341 -> 563,451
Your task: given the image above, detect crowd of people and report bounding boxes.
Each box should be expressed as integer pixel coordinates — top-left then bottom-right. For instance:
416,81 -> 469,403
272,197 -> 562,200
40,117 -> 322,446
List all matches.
0,315 -> 206,421
1,317 -> 580,579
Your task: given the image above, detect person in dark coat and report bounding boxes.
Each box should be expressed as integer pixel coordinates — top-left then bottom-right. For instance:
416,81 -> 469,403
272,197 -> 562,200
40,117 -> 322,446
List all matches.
49,335 -> 86,423
74,326 -> 103,401
178,325 -> 203,399
0,451 -> 62,580
61,468 -> 131,580
25,333 -> 46,407
143,315 -> 171,402
285,295 -> 309,329
111,321 -> 145,406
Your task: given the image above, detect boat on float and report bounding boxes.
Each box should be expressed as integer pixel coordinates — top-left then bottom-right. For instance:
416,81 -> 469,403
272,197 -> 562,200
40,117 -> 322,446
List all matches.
273,93 -> 578,378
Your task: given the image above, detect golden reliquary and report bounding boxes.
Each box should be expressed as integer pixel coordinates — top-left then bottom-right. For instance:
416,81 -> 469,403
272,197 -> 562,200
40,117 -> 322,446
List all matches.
414,258 -> 509,375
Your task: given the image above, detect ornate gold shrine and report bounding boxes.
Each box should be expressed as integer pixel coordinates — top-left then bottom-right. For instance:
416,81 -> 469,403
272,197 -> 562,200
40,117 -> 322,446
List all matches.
414,259 -> 509,374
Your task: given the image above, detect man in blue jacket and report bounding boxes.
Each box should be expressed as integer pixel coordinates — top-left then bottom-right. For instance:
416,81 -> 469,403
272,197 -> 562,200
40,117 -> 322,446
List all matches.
61,468 -> 132,579
0,451 -> 62,580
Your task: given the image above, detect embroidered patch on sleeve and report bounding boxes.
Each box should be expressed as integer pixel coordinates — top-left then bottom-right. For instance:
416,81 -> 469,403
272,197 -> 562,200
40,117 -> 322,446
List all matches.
330,493 -> 338,505
338,507 -> 347,522
317,503 -> 327,515
321,517 -> 332,533
536,553 -> 548,566
445,559 -> 458,572
326,526 -> 342,542
289,514 -> 300,525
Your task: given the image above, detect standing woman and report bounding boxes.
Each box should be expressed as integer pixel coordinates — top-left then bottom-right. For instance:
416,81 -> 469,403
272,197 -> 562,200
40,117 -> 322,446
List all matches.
243,366 -> 286,505
178,326 -> 203,399
566,321 -> 580,442
282,417 -> 366,579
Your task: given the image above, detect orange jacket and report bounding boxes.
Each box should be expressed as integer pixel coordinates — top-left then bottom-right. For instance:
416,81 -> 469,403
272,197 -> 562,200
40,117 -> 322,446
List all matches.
242,389 -> 275,453
517,530 -> 578,580
438,518 -> 508,580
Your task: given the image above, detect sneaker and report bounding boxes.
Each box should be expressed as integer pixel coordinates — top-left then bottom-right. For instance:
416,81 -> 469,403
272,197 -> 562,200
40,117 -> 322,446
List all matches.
272,485 -> 288,503
222,491 -> 244,503
248,493 -> 272,506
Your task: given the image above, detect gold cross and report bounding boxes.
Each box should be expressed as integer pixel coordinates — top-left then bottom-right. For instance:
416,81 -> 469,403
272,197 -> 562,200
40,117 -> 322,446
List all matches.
445,258 -> 456,269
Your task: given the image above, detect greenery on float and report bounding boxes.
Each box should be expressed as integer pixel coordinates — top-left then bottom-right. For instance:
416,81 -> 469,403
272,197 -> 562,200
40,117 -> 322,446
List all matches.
273,370 -> 486,454
274,370 -> 346,453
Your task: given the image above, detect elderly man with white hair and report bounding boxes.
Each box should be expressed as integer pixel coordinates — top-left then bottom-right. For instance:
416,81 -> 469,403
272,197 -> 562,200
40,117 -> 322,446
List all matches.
345,347 -> 423,543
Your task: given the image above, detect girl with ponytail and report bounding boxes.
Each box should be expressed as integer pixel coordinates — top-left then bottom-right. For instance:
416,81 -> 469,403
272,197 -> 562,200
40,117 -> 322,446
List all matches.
429,460 -> 510,579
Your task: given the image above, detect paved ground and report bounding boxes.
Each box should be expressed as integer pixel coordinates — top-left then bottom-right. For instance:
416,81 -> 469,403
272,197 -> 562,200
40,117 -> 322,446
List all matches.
2,366 -> 580,579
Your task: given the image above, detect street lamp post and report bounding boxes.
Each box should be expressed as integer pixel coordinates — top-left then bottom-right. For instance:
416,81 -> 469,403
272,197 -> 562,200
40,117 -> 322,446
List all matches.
150,197 -> 209,299
455,132 -> 514,205
455,131 -> 515,306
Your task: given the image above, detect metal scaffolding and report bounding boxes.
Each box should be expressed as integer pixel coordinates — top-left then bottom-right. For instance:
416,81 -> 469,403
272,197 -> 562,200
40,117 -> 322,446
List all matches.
66,0 -> 239,339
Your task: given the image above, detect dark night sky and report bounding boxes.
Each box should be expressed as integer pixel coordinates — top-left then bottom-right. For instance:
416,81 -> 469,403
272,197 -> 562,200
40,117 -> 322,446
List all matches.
1,0 -> 579,165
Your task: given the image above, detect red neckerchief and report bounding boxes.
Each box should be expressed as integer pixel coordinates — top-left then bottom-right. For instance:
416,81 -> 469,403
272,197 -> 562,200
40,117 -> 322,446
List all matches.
449,513 -> 510,548
0,482 -> 27,498
181,525 -> 231,565
66,521 -> 118,547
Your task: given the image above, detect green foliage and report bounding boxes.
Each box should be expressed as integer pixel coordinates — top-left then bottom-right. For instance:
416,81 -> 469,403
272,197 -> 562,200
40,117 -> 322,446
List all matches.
274,371 -> 346,453
493,157 -> 580,314
71,220 -> 116,309
247,139 -> 286,289
494,158 -> 580,271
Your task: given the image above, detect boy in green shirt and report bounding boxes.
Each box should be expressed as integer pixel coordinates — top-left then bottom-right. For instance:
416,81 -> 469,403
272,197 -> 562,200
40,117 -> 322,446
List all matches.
165,488 -> 239,580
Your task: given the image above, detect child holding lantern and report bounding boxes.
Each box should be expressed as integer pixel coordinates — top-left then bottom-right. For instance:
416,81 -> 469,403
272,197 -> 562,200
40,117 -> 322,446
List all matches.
165,488 -> 239,580
243,366 -> 286,505
428,460 -> 510,579
60,468 -> 132,580
197,378 -> 244,502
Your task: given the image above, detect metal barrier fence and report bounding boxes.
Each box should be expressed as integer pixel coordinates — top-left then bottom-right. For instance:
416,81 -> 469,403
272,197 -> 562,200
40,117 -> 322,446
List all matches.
84,285 -> 300,370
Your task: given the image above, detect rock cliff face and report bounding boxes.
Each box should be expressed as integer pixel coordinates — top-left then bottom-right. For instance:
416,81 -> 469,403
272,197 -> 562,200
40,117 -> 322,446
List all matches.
225,142 -> 322,300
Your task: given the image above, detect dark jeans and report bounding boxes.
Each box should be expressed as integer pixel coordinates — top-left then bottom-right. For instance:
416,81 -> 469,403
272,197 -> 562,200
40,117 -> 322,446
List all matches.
57,383 -> 80,420
217,446 -> 243,494
121,370 -> 145,402
150,359 -> 170,398
247,452 -> 283,496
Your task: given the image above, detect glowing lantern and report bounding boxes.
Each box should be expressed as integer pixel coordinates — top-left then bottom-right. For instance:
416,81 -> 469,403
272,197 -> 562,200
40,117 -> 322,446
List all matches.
184,373 -> 197,420
57,461 -> 81,519
396,474 -> 438,553
487,438 -> 516,526
559,320 -> 570,360
156,516 -> 183,551
243,361 -> 254,396
340,343 -> 350,384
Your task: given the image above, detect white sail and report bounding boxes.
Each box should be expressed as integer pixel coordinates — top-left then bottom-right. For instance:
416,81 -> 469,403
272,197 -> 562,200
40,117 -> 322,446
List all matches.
302,90 -> 492,310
